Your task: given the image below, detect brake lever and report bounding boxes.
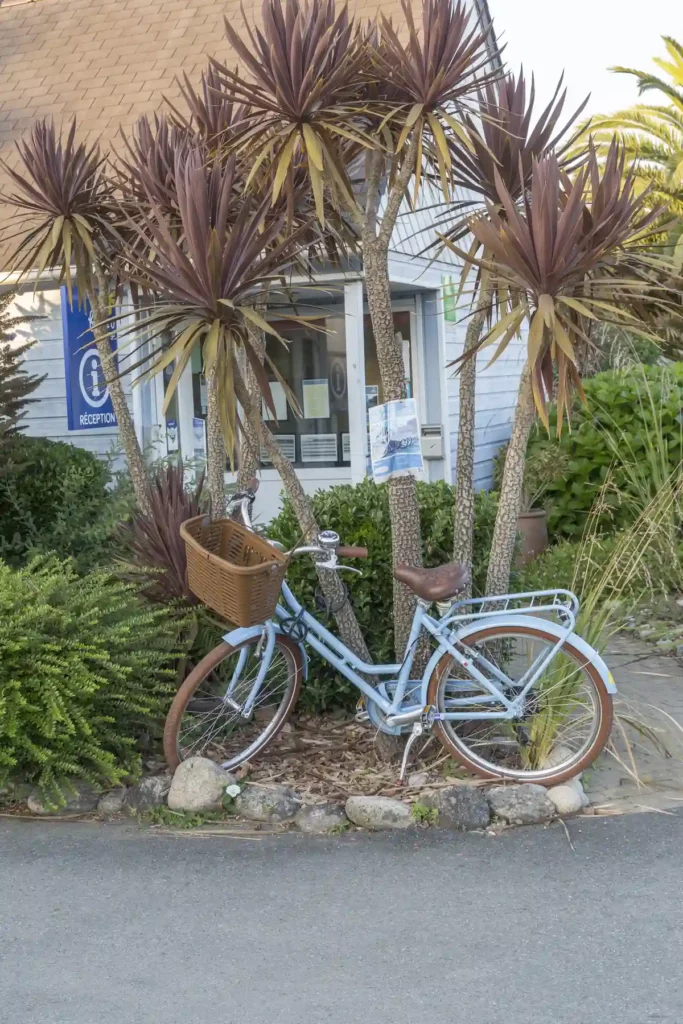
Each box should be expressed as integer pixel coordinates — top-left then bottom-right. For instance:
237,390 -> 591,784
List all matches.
314,561 -> 363,577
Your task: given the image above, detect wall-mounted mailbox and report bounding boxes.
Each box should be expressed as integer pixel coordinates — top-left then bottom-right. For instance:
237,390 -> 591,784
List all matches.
420,424 -> 444,460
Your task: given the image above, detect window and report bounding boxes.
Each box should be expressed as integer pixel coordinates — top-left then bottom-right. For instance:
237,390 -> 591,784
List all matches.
364,310 -> 414,405
262,313 -> 349,468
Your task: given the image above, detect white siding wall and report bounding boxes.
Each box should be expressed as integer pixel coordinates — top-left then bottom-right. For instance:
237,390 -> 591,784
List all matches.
444,316 -> 527,490
9,286 -> 131,460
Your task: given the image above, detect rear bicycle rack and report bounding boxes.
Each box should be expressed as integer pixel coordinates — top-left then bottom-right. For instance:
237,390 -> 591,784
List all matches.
437,588 -> 579,634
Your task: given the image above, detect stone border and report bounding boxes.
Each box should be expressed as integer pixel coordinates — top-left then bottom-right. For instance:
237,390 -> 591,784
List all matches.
2,758 -> 590,832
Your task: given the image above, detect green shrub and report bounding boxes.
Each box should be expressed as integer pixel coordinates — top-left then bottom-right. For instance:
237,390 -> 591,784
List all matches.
0,435 -> 133,570
268,478 -> 498,711
0,557 -> 187,801
526,364 -> 683,540
519,534 -> 683,599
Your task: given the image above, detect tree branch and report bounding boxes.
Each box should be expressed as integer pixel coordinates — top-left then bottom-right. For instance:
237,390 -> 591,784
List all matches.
377,135 -> 419,248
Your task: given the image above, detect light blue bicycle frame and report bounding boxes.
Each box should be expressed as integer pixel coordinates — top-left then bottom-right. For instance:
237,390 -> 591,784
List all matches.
228,580 -> 586,725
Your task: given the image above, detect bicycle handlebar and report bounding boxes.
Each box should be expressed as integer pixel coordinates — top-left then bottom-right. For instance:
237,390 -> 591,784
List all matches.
226,484 -> 368,562
337,545 -> 368,559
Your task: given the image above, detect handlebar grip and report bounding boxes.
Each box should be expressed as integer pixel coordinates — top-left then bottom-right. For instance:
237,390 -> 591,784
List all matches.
337,545 -> 369,559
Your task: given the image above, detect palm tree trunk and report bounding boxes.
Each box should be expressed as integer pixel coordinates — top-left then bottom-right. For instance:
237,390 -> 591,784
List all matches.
234,368 -> 372,663
206,365 -> 225,518
363,236 -> 424,657
236,322 -> 264,490
485,362 -> 536,596
452,295 -> 489,594
91,271 -> 149,516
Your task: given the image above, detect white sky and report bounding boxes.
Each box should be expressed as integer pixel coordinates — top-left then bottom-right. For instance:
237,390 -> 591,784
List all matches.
487,0 -> 680,118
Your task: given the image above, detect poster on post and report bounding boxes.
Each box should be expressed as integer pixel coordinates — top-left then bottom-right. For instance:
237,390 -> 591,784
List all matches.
368,398 -> 424,484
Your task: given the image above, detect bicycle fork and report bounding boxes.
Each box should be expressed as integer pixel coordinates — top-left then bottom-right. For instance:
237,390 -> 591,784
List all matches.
225,623 -> 276,719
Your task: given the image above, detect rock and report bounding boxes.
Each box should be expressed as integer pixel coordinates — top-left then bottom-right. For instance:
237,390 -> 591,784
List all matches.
546,784 -> 584,817
295,802 -> 347,834
27,780 -> 99,815
540,745 -> 576,772
167,757 -> 236,813
565,776 -> 590,808
124,775 -> 171,815
0,780 -> 34,806
407,772 -> 430,789
487,784 -> 555,825
676,643 -> 683,659
97,787 -> 127,816
656,639 -> 675,653
424,785 -> 491,830
345,795 -> 412,830
235,784 -> 301,823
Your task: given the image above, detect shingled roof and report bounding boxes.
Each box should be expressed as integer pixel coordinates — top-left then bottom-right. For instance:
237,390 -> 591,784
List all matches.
0,0 -> 404,267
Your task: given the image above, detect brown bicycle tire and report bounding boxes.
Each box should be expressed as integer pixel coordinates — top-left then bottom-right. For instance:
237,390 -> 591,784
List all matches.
426,623 -> 613,786
164,635 -> 303,772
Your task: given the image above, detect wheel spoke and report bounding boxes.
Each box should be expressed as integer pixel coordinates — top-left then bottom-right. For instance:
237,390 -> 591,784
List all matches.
430,627 -> 611,782
167,640 -> 298,771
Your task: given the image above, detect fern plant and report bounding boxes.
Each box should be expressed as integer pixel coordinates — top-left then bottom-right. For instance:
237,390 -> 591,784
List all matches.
0,557 -> 190,802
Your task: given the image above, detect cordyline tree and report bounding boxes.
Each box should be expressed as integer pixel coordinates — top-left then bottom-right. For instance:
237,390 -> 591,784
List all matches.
215,0 -> 496,652
435,71 -> 585,591
0,121 -> 152,514
454,141 -> 677,596
116,127 -> 372,662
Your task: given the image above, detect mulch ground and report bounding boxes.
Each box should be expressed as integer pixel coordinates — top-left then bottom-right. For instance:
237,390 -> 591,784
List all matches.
235,712 -> 485,803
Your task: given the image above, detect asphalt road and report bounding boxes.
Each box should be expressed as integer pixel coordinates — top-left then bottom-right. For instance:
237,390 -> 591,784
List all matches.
1,813 -> 682,1024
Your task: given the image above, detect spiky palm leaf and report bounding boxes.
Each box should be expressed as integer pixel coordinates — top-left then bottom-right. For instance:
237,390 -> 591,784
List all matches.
435,69 -> 588,324
373,0 -> 494,199
118,114 -> 190,226
446,71 -> 586,231
0,119 -> 121,304
172,63 -> 251,143
453,142 -> 673,426
117,144 -> 312,456
116,461 -> 205,604
215,0 -> 371,222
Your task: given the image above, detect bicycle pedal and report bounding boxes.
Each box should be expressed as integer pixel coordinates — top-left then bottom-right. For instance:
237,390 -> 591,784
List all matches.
355,710 -> 369,722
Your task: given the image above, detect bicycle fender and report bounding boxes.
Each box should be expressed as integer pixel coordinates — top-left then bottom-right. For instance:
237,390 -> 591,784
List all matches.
420,614 -> 616,702
221,624 -> 309,678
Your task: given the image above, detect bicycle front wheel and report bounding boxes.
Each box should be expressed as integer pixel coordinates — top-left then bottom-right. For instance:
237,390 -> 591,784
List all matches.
164,635 -> 303,772
426,623 -> 613,785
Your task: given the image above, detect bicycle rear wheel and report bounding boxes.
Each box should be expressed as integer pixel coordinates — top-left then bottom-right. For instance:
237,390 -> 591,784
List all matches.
426,623 -> 613,785
164,635 -> 303,772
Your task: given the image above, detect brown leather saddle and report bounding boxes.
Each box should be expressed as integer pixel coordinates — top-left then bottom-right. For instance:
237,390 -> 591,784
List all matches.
394,562 -> 470,603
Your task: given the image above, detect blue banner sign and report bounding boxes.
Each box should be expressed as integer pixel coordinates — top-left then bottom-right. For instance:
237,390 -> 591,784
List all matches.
61,286 -> 118,431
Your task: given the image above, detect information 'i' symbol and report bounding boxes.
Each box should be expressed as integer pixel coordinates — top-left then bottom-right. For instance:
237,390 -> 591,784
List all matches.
78,348 -> 110,408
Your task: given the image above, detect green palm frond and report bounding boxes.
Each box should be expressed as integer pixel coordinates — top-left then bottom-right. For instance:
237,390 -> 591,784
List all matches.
577,37 -> 683,240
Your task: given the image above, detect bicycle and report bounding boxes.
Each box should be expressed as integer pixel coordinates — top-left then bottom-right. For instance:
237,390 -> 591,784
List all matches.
164,483 -> 616,785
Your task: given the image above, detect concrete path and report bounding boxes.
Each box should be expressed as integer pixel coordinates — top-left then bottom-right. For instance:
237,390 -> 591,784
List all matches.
585,636 -> 683,812
1,813 -> 683,1024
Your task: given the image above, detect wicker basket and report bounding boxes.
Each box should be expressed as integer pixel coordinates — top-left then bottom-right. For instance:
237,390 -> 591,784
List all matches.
181,515 -> 288,627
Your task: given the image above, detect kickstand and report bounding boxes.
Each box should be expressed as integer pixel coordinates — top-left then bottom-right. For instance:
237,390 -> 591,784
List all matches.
399,722 -> 424,784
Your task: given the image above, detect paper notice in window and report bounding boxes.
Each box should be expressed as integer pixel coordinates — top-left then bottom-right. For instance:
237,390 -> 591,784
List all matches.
302,379 -> 330,419
262,381 -> 288,422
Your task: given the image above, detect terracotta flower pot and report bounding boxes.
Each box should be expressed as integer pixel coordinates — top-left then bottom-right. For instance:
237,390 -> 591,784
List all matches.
516,508 -> 549,566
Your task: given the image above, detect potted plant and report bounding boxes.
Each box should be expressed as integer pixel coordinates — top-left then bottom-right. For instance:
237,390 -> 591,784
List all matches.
494,443 -> 569,565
